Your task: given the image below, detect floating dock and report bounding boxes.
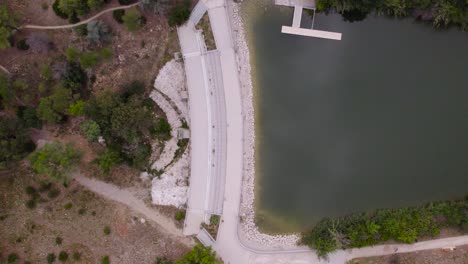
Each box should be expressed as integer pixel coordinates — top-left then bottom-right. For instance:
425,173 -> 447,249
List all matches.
275,0 -> 342,40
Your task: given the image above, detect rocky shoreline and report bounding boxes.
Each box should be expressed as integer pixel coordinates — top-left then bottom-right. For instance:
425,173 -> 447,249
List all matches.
227,0 -> 300,249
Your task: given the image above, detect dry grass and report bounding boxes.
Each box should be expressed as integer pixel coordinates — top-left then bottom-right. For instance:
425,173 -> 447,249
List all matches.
0,166 -> 190,264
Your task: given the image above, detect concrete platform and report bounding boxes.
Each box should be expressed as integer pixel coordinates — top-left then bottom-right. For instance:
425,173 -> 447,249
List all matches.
275,0 -> 315,9
282,25 -> 342,40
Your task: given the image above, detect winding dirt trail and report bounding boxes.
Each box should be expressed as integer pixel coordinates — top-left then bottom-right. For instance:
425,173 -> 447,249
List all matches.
74,174 -> 193,247
0,65 -> 10,75
21,2 -> 140,30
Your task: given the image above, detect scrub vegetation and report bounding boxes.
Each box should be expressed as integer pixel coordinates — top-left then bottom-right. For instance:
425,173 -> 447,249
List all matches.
0,0 -> 195,260
316,0 -> 468,29
301,197 -> 468,258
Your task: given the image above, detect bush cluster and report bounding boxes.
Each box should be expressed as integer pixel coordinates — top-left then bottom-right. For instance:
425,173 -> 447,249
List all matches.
301,198 -> 468,257
84,81 -> 161,170
168,0 -> 191,27
316,0 -> 468,29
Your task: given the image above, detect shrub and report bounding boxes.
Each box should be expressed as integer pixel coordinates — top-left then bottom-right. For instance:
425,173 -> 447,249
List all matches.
156,257 -> 173,264
69,100 -> 86,116
25,199 -> 37,209
79,51 -> 99,68
175,211 -> 185,221
60,62 -> 87,96
210,215 -> 220,226
80,120 -> 101,141
152,118 -> 171,140
101,255 -> 110,264
68,13 -> 80,24
112,9 -> 125,23
99,47 -> 113,60
58,0 -> 89,17
64,202 -> 73,209
72,252 -> 81,261
42,2 -> 49,10
168,0 -> 190,27
66,47 -> 80,62
87,20 -> 111,44
39,181 -> 53,192
95,150 -> 121,175
48,188 -> 60,198
36,86 -> 73,124
55,236 -> 63,245
78,208 -> 86,215
122,80 -> 145,98
58,251 -> 68,262
75,24 -> 88,36
29,141 -> 82,181
88,0 -> 105,10
122,7 -> 143,32
16,39 -> 30,50
176,245 -> 216,264
0,116 -> 35,168
25,186 -> 37,195
47,253 -> 56,263
52,0 -> 69,19
7,253 -> 18,263
41,64 -> 53,81
103,226 -> 111,235
17,106 -> 42,128
118,0 -> 133,4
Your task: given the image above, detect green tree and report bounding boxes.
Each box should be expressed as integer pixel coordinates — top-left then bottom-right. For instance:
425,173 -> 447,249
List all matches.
61,62 -> 86,92
87,0 -> 105,10
95,149 -> 121,174
66,47 -> 80,62
80,120 -> 101,141
58,0 -> 88,16
47,253 -> 56,264
41,64 -> 53,81
168,0 -> 191,27
37,97 -> 63,123
112,9 -> 125,23
17,106 -> 42,128
101,256 -> 110,264
69,100 -> 86,116
79,51 -> 99,68
37,86 -> 73,123
99,47 -> 113,60
29,141 -> 82,182
176,245 -> 217,264
0,116 -> 35,169
122,7 -> 143,32
0,72 -> 13,105
0,5 -> 17,49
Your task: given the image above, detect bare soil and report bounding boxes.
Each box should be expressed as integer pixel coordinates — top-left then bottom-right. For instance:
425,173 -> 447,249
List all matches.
349,245 -> 468,264
0,166 -> 190,264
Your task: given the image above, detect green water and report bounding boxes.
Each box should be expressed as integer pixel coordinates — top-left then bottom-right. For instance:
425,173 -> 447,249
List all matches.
249,4 -> 468,233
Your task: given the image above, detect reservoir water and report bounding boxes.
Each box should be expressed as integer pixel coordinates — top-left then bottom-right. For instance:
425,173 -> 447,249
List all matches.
248,3 -> 468,233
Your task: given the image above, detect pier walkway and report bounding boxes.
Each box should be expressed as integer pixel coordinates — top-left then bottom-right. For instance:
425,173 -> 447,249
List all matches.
276,0 -> 342,40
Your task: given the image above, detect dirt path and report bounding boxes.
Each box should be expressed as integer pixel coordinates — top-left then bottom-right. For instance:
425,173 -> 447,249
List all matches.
0,64 -> 10,75
21,2 -> 140,30
74,173 -> 193,247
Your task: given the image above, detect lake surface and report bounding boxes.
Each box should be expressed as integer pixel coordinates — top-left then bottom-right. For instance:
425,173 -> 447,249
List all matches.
248,3 -> 468,233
